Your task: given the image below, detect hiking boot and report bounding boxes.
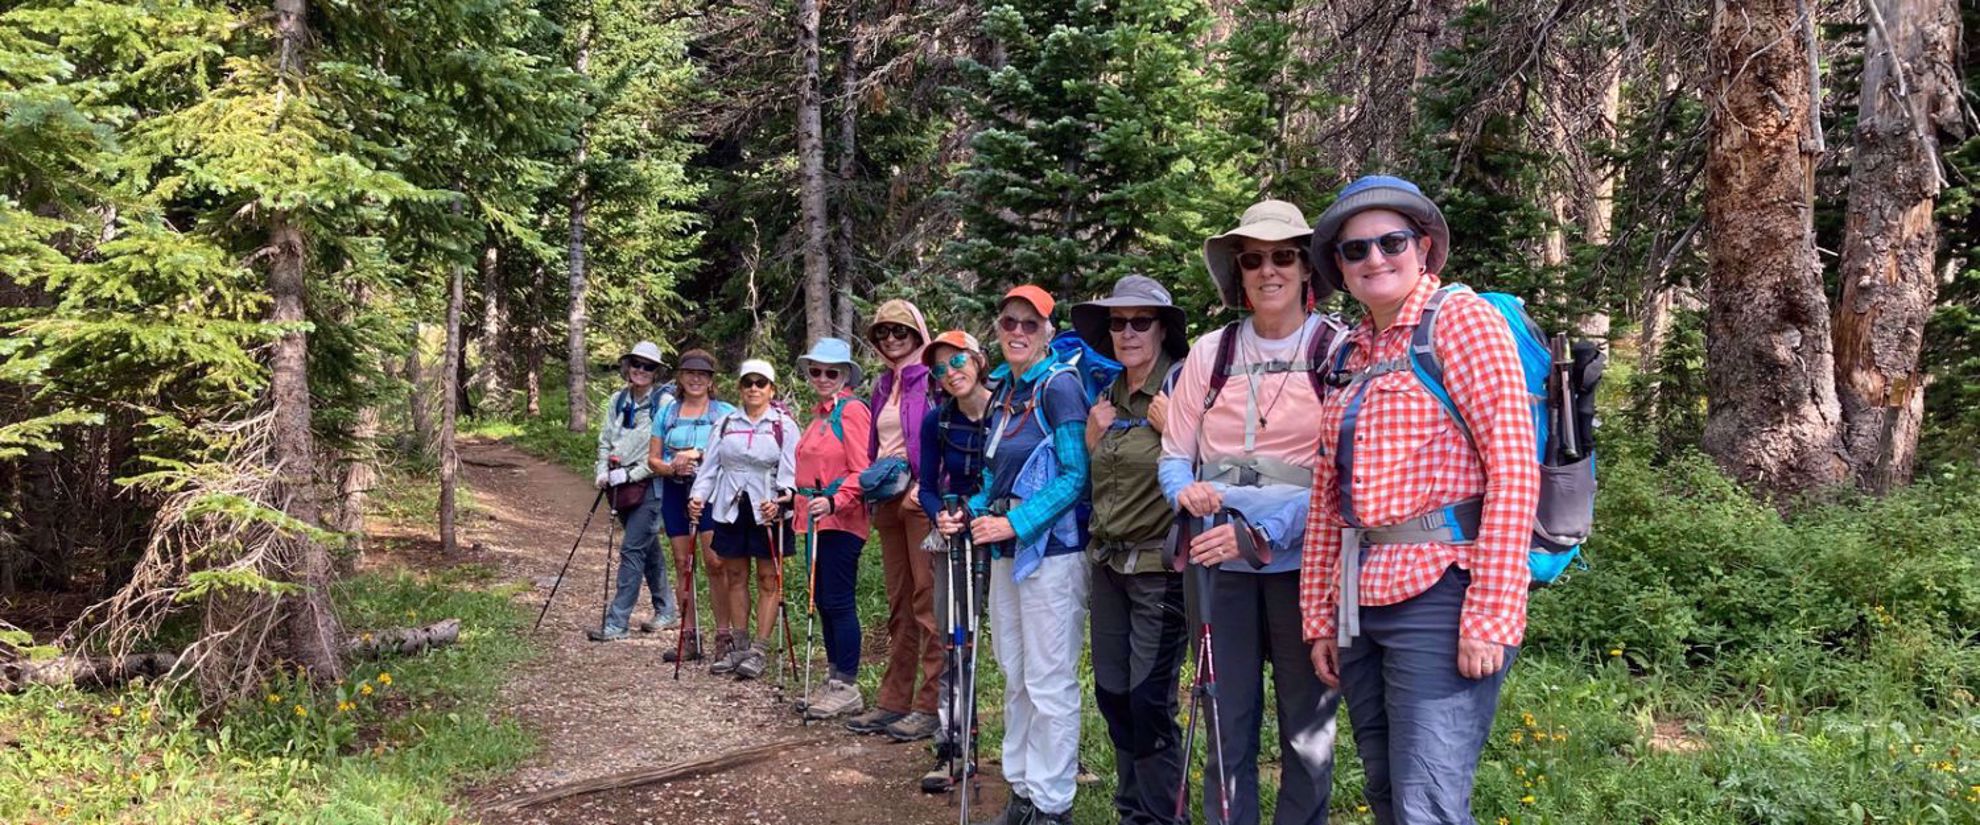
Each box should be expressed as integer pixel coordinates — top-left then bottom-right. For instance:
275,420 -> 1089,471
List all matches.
586,626 -> 629,642
884,711 -> 939,742
920,754 -> 973,794
844,707 -> 906,735
802,679 -> 863,720
638,612 -> 679,633
732,644 -> 768,680
661,631 -> 702,663
1075,759 -> 1099,784
1031,809 -> 1072,825
972,793 -> 1034,825
709,634 -> 748,675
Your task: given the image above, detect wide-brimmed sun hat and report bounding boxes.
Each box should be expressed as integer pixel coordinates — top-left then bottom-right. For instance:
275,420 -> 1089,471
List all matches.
619,340 -> 666,369
796,337 -> 862,388
1070,274 -> 1189,361
1202,199 -> 1324,309
1308,175 -> 1450,295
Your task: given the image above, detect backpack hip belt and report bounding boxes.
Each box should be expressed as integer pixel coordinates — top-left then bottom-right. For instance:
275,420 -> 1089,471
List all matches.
1089,536 -> 1166,571
1336,498 -> 1484,648
1198,456 -> 1313,489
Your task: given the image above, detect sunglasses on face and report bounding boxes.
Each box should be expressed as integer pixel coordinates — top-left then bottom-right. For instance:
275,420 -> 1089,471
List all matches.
1108,316 -> 1159,333
808,366 -> 842,381
1237,248 -> 1304,271
997,316 -> 1042,335
872,324 -> 915,342
931,352 -> 972,378
1336,230 -> 1419,263
739,376 -> 772,390
626,360 -> 660,373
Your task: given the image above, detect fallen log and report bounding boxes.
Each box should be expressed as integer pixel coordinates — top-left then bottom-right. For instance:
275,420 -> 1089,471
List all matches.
483,734 -> 833,811
1,618 -> 463,691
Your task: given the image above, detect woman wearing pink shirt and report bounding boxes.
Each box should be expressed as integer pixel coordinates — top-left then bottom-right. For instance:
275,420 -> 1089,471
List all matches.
791,337 -> 874,721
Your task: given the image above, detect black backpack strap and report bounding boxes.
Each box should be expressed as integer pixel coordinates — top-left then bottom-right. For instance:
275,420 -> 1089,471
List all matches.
1201,320 -> 1243,412
1305,314 -> 1349,401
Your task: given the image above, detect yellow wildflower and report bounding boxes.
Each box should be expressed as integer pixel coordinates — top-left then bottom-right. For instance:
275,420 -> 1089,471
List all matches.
1608,648 -> 1622,657
267,693 -> 281,704
360,683 -> 374,696
1499,818 -> 1510,825
377,672 -> 393,686
108,705 -> 124,718
1520,795 -> 1536,805
293,704 -> 308,718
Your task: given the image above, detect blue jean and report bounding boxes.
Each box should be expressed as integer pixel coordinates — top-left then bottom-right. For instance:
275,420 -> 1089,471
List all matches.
811,529 -> 864,680
1337,568 -> 1515,825
603,494 -> 674,632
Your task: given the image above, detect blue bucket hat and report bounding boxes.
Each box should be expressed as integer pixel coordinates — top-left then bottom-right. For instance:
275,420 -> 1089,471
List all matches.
797,337 -> 863,389
1309,175 -> 1450,295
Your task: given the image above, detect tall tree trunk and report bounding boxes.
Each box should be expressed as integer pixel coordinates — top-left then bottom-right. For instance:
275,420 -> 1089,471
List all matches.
472,241 -> 510,416
566,10 -> 593,434
1700,0 -> 1848,497
832,29 -> 861,341
440,237 -> 465,556
796,0 -> 833,344
335,404 -> 379,572
267,0 -> 344,681
1832,0 -> 1961,493
526,262 -> 545,417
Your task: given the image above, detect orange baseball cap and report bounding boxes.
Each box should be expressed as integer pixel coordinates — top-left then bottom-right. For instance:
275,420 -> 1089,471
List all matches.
921,330 -> 984,368
1000,284 -> 1055,318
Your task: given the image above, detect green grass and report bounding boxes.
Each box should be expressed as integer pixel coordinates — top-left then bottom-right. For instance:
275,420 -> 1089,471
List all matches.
0,553 -> 536,823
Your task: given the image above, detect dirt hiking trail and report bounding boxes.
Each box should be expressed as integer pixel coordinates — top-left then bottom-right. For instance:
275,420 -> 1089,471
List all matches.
452,438 -> 1006,824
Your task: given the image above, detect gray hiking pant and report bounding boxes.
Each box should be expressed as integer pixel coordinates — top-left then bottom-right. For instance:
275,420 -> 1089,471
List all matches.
1091,564 -> 1188,825
1338,568 -> 1514,825
1186,568 -> 1338,825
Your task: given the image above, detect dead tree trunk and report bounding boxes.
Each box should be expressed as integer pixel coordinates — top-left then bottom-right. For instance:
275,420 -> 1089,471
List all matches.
526,263 -> 545,416
1832,0 -> 1961,493
1700,0 -> 1848,497
335,404 -> 379,571
440,229 -> 465,556
565,10 -> 594,434
796,0 -> 833,345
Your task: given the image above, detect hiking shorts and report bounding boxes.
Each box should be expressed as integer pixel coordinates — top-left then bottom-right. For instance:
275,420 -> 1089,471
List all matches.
712,493 -> 795,560
659,478 -> 714,538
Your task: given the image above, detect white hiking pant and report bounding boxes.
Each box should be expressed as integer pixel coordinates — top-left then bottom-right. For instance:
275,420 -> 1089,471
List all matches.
988,553 -> 1092,815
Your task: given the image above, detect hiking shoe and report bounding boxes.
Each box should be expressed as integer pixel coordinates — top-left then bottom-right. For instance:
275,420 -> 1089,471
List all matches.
709,642 -> 748,675
733,645 -> 768,680
586,627 -> 629,642
802,679 -> 863,720
920,756 -> 973,793
972,794 -> 1034,825
1032,809 -> 1072,825
884,711 -> 939,742
844,707 -> 906,735
638,613 -> 679,633
661,631 -> 702,663
1075,759 -> 1100,784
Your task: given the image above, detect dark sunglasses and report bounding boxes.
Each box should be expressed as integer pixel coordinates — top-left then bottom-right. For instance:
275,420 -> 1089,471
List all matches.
807,366 -> 842,380
1108,316 -> 1159,333
931,352 -> 972,378
997,316 -> 1042,335
626,360 -> 660,373
1236,248 -> 1303,271
872,324 -> 916,342
1336,230 -> 1419,263
739,376 -> 772,389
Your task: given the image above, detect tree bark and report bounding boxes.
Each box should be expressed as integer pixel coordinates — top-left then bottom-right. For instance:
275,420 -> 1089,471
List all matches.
472,241 -> 510,416
335,404 -> 379,571
1700,0 -> 1848,497
440,227 -> 465,557
403,324 -> 431,457
796,0 -> 833,345
832,28 -> 861,341
566,10 -> 594,434
526,263 -> 545,417
1832,0 -> 1961,493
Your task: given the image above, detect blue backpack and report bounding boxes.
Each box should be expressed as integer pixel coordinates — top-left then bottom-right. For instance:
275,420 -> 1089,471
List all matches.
1332,285 -> 1603,587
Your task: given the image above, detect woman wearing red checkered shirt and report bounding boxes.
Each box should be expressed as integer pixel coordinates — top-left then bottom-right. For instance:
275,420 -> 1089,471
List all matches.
1298,176 -> 1541,824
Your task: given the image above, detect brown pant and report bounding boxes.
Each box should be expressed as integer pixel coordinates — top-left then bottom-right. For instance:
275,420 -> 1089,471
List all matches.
872,497 -> 944,713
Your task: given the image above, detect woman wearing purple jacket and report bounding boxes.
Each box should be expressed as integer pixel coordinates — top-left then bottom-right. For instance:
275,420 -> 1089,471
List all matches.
843,299 -> 947,743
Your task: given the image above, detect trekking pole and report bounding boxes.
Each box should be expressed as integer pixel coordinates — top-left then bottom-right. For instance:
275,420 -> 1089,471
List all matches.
938,496 -> 965,798
672,533 -> 697,680
798,480 -> 822,719
1172,513 -> 1235,825
599,507 -> 620,635
760,504 -> 799,691
533,487 -> 608,632
957,500 -> 986,824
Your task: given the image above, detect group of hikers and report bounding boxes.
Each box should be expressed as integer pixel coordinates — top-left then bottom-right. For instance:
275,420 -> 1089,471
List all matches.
579,176 -> 1575,825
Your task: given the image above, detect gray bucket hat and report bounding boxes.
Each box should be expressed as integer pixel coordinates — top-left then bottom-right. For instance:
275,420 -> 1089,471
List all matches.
797,337 -> 863,389
1071,275 -> 1190,361
1308,175 -> 1450,295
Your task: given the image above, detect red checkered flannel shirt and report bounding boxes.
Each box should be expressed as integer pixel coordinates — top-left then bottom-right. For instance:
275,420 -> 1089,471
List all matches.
1299,276 -> 1541,647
